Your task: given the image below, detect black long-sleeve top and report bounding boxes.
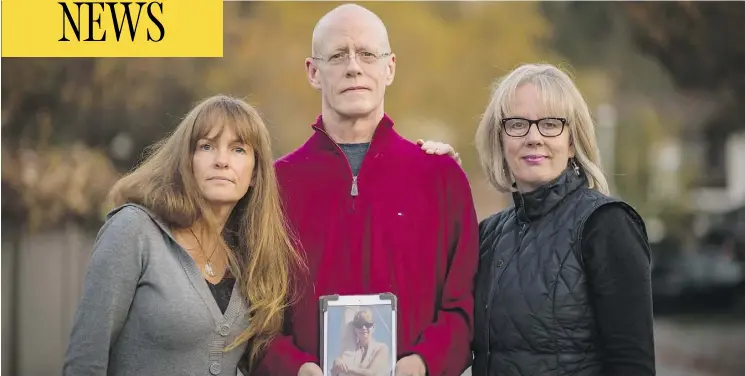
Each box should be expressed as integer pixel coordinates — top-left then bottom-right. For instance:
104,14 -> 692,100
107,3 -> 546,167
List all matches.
582,204 -> 656,376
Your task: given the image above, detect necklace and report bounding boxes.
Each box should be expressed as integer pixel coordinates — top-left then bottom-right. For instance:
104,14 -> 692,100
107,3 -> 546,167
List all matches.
188,228 -> 218,277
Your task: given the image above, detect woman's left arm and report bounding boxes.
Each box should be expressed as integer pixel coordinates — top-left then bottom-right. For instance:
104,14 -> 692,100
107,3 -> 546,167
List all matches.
582,203 -> 656,376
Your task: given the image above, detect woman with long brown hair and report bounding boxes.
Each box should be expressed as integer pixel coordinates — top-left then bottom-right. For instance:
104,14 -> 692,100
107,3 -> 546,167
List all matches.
63,94 -> 306,376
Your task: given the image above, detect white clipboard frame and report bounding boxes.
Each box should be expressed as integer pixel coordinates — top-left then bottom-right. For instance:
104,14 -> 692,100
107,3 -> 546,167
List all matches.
319,293 -> 397,376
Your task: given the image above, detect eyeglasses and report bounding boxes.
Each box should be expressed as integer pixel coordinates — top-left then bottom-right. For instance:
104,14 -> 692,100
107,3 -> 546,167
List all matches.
353,322 -> 374,329
312,51 -> 391,66
501,117 -> 567,138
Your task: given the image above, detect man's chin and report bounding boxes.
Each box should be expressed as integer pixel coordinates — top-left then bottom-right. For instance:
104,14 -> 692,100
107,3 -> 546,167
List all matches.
332,103 -> 378,118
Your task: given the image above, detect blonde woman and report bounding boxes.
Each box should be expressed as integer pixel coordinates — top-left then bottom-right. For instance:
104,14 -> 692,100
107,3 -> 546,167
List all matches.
420,63 -> 655,376
63,95 -> 306,376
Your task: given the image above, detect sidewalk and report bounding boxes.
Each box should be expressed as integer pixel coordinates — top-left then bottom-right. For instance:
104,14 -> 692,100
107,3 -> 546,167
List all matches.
654,316 -> 745,376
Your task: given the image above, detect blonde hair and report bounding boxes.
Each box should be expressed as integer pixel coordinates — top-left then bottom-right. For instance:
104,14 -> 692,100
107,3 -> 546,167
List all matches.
353,308 -> 374,325
108,94 -> 307,372
474,63 -> 609,195
341,308 -> 375,349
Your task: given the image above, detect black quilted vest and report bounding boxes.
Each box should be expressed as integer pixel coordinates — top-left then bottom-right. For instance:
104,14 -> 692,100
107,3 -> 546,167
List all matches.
472,168 -> 621,376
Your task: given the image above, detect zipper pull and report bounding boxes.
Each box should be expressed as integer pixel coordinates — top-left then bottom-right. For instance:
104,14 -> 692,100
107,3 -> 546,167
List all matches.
351,176 -> 359,197
352,176 -> 359,197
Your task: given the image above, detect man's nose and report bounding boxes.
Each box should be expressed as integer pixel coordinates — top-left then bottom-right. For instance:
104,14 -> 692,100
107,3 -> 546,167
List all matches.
344,54 -> 363,77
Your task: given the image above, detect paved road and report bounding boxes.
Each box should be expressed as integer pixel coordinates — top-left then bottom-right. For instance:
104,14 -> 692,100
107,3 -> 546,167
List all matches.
655,315 -> 745,376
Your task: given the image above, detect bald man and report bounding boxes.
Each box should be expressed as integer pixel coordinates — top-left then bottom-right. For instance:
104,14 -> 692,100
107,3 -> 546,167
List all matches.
254,4 -> 479,376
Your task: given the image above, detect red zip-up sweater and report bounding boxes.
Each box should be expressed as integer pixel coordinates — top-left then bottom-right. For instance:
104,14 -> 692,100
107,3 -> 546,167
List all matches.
254,114 -> 479,376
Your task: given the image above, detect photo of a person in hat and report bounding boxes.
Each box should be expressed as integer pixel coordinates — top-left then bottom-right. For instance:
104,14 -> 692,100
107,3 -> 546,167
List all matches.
331,308 -> 391,376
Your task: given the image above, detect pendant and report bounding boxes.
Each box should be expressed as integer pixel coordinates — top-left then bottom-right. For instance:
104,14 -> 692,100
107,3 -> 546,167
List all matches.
204,262 -> 216,277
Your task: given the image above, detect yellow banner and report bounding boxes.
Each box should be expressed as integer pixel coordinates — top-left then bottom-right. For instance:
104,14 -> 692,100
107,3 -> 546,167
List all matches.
2,0 -> 224,57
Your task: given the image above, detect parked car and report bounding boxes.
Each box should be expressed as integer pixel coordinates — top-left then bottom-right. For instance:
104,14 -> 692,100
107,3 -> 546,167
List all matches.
651,211 -> 745,314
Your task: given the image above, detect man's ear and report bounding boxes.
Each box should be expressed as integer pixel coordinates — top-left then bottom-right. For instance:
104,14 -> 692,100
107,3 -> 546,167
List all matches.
385,53 -> 396,86
305,58 -> 322,90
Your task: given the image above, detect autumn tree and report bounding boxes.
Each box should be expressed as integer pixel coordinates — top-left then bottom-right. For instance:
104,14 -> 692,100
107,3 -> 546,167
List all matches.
623,1 -> 745,135
2,1 -> 563,228
543,1 -> 745,135
214,1 -> 561,169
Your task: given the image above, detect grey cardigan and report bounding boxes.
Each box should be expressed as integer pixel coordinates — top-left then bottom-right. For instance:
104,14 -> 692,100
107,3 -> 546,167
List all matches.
63,204 -> 250,376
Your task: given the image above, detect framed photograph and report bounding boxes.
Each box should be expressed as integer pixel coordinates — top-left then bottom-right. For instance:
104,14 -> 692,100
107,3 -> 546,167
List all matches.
319,293 -> 397,376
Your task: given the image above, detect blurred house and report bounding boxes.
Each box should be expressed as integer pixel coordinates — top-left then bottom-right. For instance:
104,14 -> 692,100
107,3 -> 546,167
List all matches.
651,115 -> 745,310
689,130 -> 745,217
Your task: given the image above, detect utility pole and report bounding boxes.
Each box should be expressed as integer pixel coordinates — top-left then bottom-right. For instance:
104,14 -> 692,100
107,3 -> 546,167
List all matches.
596,103 -> 618,195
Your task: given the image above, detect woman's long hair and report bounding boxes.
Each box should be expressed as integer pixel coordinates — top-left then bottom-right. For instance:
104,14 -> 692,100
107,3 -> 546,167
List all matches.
108,94 -> 307,372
